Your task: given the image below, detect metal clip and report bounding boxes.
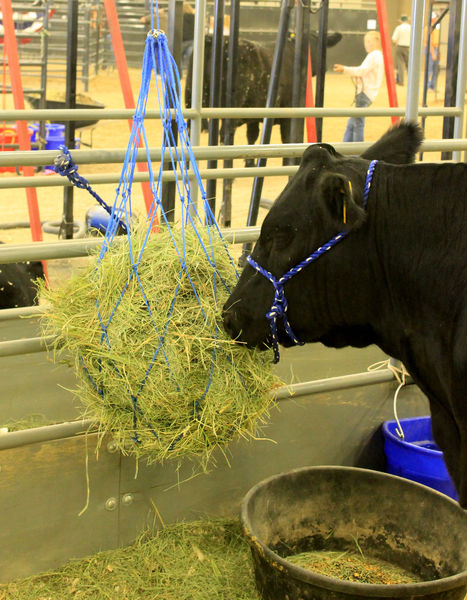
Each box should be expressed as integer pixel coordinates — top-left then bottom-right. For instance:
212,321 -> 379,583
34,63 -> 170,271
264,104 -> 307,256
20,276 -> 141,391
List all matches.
148,29 -> 165,40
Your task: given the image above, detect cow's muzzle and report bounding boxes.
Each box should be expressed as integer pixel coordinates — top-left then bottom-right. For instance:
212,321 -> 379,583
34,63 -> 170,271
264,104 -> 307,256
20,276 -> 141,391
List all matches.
222,305 -> 272,350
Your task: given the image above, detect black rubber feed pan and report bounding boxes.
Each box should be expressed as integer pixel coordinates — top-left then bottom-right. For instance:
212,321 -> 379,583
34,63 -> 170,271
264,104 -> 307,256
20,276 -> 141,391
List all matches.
25,95 -> 105,129
241,466 -> 467,599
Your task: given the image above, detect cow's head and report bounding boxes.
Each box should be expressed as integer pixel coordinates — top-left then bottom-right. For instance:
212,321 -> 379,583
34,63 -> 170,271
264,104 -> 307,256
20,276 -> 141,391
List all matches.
223,121 -> 423,351
307,31 -> 343,75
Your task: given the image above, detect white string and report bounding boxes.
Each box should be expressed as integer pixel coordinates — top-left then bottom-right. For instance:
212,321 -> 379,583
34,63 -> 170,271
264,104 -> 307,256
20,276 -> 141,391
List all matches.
368,358 -> 410,439
393,381 -> 406,439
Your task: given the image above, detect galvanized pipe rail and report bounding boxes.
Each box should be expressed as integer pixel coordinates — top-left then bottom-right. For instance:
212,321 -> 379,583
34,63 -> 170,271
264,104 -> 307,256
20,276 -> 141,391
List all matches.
0,165 -> 299,189
0,226 -> 260,266
0,368 -> 399,451
1,139 -> 466,170
0,106 -> 462,123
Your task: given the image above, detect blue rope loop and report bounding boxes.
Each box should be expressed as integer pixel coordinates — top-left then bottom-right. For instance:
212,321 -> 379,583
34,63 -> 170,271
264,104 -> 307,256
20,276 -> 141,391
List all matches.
363,160 -> 377,210
246,255 -> 303,363
54,145 -> 128,234
247,160 -> 378,363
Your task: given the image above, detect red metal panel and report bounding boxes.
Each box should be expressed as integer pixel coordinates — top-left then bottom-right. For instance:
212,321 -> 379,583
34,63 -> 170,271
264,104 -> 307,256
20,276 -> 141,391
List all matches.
305,47 -> 317,143
0,0 -> 48,279
103,0 -> 155,216
375,0 -> 400,125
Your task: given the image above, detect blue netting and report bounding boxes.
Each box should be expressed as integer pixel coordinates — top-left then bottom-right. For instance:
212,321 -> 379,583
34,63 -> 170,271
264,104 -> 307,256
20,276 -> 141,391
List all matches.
94,29 -> 241,447
42,11 -> 278,463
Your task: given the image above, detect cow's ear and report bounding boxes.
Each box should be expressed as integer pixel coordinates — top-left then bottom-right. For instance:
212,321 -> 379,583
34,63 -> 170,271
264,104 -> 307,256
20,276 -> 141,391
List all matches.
315,172 -> 366,231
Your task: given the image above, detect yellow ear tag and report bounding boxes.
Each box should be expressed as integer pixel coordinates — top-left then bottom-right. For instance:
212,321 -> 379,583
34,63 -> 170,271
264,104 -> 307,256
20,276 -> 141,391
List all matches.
343,180 -> 352,224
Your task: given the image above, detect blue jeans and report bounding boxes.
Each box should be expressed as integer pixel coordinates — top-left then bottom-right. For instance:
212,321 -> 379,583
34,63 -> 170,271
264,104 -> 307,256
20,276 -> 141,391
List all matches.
343,92 -> 371,142
427,48 -> 439,90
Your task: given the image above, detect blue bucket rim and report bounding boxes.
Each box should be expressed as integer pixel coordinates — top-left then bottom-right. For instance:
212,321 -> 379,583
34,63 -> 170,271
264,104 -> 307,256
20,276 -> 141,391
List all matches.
382,416 -> 443,457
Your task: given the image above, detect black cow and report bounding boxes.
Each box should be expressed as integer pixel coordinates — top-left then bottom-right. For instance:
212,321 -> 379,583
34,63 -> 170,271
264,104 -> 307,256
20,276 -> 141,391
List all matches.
185,32 -> 342,159
0,259 -> 44,309
223,121 -> 467,508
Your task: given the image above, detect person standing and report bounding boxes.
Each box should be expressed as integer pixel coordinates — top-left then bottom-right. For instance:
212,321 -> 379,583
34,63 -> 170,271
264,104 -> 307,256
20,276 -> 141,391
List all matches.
424,14 -> 440,91
334,31 -> 384,143
392,15 -> 411,85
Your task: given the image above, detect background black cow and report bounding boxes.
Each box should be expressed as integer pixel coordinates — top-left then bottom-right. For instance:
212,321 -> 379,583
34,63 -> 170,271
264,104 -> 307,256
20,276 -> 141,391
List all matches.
185,32 -> 342,153
0,258 -> 44,309
223,122 -> 467,508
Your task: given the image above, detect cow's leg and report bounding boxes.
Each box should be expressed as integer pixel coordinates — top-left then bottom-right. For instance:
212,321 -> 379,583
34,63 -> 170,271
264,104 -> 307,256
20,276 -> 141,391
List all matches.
245,121 -> 260,167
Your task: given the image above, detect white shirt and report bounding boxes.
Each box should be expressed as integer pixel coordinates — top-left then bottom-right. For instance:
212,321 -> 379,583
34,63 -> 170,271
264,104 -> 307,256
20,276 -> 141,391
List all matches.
343,50 -> 384,103
392,23 -> 411,47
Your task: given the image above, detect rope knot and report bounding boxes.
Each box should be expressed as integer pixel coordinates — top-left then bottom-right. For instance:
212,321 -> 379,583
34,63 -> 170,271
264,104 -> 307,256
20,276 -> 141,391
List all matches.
54,145 -> 75,175
266,284 -> 287,320
176,115 -> 186,131
148,29 -> 166,43
246,255 -> 302,363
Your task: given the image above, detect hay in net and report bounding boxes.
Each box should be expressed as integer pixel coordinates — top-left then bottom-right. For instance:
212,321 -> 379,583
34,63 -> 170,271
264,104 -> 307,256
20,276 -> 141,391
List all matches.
40,23 -> 281,466
40,226 -> 280,465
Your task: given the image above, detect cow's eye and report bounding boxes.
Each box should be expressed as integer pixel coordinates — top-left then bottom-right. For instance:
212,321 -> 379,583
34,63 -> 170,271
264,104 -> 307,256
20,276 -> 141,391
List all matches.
273,226 -> 294,250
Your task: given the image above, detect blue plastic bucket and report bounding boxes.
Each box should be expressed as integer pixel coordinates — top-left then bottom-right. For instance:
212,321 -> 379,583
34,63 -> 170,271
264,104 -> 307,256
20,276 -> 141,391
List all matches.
45,123 -> 65,150
45,123 -> 65,169
85,205 -> 126,235
44,124 -> 79,170
382,416 -> 458,501
28,123 -> 39,146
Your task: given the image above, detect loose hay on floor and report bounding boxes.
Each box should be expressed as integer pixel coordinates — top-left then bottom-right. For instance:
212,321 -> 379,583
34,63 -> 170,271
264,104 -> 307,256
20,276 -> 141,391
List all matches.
0,519 -> 259,600
40,226 -> 280,465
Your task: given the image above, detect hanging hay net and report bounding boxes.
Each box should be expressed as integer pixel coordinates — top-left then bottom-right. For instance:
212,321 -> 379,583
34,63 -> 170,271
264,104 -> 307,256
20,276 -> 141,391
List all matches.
41,16 -> 280,466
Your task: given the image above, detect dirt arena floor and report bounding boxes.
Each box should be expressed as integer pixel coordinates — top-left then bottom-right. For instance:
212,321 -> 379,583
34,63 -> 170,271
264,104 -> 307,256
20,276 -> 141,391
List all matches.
0,62 -> 463,286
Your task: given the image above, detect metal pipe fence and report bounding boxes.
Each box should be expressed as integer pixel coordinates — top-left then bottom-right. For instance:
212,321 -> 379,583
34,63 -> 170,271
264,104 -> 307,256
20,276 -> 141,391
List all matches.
0,106 -> 462,122
1,0 -> 466,446
0,226 -> 261,266
0,368 -> 399,450
1,139 -> 466,171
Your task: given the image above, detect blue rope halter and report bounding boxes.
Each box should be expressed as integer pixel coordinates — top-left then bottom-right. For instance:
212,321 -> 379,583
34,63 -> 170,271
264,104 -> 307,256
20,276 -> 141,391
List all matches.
247,159 -> 378,363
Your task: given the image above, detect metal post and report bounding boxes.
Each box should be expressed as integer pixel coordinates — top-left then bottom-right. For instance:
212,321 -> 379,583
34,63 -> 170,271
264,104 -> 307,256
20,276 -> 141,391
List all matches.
94,3 -> 101,76
240,0 -> 293,265
220,0 -> 240,228
405,0 -> 426,122
82,2 -> 91,92
103,0 -> 154,214
0,0 -> 44,247
161,0 -> 184,222
375,0 -> 400,125
442,0 -> 461,160
422,3 -> 434,123
206,0 -> 226,214
420,7 -> 449,160
288,1 -> 308,164
38,3 -> 50,149
453,0 -> 467,162
61,0 -> 78,240
188,0 -> 206,210
314,0 -> 329,142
